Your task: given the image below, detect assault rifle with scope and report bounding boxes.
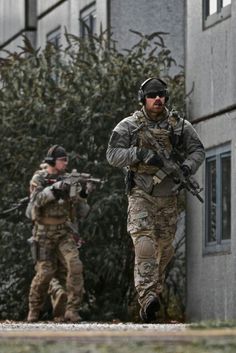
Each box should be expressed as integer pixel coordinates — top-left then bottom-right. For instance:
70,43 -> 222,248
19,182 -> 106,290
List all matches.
0,170 -> 104,218
45,169 -> 104,198
132,123 -> 204,203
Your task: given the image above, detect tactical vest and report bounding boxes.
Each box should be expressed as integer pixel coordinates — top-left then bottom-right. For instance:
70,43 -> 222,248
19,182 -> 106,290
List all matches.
131,112 -> 173,176
28,170 -> 72,221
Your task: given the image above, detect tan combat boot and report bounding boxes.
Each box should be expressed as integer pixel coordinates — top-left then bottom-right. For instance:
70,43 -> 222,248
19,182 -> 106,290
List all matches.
64,310 -> 81,323
52,289 -> 67,322
27,309 -> 40,323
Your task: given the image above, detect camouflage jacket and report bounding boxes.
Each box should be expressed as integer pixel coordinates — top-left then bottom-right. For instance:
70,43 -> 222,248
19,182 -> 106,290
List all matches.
26,169 -> 90,221
106,107 -> 205,196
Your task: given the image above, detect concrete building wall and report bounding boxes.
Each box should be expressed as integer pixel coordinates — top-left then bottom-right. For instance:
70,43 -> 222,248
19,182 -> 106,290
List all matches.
0,0 -> 184,70
36,0 -> 108,49
186,0 -> 236,321
37,0 -> 61,14
0,0 -> 25,44
2,34 -> 34,57
187,113 -> 236,321
109,0 -> 185,69
37,1 -> 70,49
0,0 -> 36,56
186,0 -> 235,120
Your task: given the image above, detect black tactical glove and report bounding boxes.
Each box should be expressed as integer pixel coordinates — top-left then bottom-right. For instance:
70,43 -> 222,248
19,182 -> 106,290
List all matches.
51,180 -> 70,200
181,165 -> 191,177
137,147 -> 164,168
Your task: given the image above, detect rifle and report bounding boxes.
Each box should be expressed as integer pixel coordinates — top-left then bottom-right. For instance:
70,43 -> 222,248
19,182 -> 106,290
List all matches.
134,123 -> 204,203
0,197 -> 29,218
47,169 -> 104,198
1,170 -> 103,218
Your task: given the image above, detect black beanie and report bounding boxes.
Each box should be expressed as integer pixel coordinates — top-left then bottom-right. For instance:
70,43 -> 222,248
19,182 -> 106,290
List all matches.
54,147 -> 67,159
47,145 -> 67,159
143,78 -> 167,95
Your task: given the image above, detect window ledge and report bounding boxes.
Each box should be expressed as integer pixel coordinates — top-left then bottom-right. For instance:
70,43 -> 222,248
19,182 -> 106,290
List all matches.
204,4 -> 231,29
203,241 -> 231,256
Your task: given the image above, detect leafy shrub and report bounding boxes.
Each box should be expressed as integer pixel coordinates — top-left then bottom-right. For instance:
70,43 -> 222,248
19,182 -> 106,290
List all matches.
0,30 -> 185,321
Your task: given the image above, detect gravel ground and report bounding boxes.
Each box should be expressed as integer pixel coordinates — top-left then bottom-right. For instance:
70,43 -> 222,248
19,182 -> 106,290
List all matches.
0,321 -> 187,332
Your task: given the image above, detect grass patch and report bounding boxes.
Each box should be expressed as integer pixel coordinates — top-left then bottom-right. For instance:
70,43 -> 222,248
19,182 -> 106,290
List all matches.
190,320 -> 236,329
1,339 -> 236,353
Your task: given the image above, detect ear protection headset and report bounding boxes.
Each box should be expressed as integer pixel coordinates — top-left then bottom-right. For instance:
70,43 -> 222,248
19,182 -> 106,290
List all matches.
44,145 -> 60,166
138,77 -> 169,104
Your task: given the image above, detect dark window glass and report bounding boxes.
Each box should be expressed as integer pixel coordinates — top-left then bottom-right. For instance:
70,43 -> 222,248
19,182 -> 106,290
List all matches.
205,147 -> 231,251
206,159 -> 216,243
221,155 -> 231,240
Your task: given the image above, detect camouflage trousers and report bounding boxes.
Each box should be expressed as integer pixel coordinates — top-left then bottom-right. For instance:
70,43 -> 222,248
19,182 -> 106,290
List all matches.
48,277 -> 67,317
28,223 -> 84,313
127,188 -> 177,309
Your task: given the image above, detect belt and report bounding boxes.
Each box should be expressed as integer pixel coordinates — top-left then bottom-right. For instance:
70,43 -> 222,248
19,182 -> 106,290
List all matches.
36,224 -> 66,231
37,217 -> 67,225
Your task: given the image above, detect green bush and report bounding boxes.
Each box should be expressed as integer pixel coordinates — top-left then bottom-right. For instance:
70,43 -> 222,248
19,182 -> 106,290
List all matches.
0,31 -> 185,321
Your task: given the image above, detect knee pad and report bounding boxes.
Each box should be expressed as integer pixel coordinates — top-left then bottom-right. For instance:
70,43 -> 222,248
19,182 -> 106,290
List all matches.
135,236 -> 155,260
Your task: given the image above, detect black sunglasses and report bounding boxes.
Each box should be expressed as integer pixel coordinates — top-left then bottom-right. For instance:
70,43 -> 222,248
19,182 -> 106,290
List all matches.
145,91 -> 166,98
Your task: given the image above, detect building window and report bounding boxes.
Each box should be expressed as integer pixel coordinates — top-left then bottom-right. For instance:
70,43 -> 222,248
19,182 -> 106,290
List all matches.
203,0 -> 231,28
80,2 -> 96,38
204,144 -> 231,254
46,27 -> 61,81
47,27 -> 61,48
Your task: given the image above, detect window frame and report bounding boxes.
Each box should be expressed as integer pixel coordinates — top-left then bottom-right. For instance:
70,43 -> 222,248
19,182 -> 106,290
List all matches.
79,2 -> 96,38
204,143 -> 231,255
46,26 -> 61,48
203,0 -> 231,29
46,27 -> 61,82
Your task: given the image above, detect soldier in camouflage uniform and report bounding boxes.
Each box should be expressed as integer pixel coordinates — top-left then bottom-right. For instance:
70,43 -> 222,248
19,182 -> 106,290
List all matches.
48,196 -> 90,320
27,145 -> 85,323
106,78 -> 205,322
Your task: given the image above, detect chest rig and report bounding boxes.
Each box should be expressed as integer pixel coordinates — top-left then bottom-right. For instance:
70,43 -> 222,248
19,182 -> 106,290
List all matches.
30,170 -> 72,221
131,111 -> 173,179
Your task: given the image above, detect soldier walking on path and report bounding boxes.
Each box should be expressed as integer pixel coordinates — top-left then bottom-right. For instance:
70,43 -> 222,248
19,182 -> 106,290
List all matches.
26,145 -> 85,323
106,77 -> 205,322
